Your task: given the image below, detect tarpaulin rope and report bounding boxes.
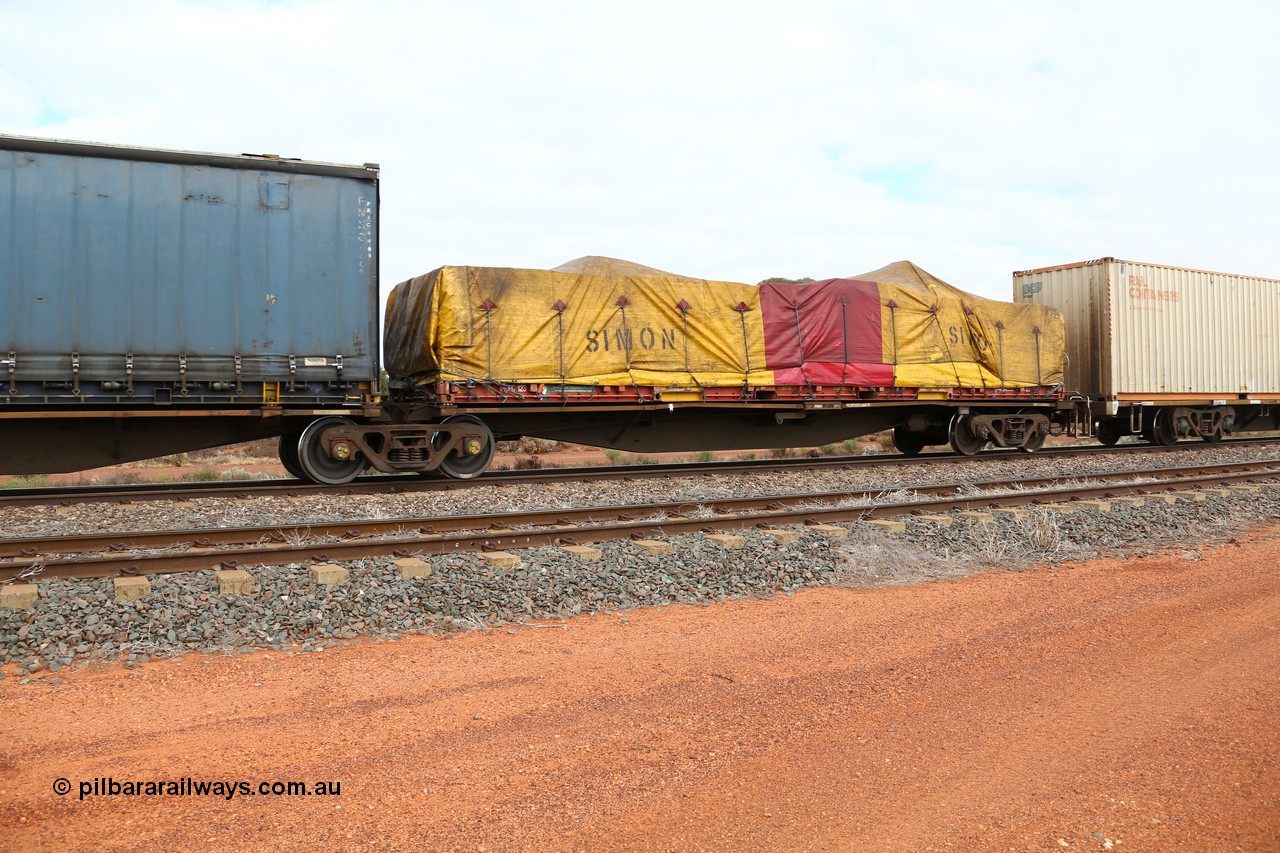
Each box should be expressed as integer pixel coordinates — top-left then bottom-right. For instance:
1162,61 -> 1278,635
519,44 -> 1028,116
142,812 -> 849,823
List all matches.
677,299 -> 704,391
734,302 -> 753,398
838,296 -> 850,396
791,302 -> 815,398
927,303 -> 966,390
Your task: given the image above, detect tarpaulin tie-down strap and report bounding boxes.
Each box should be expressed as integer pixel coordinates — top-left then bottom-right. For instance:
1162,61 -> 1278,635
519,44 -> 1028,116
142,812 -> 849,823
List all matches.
1033,326 -> 1042,385
677,299 -> 700,386
552,300 -> 568,384
791,305 -> 814,396
838,297 -> 850,391
480,299 -> 497,380
995,320 -> 1006,384
734,301 -> 752,390
615,295 -> 640,397
886,299 -> 899,365
928,304 -> 967,390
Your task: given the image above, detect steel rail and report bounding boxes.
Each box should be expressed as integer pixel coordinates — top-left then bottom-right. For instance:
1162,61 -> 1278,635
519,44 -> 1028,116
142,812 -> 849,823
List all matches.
3,435 -> 1278,508
4,461 -> 1277,582
3,458 -> 1279,560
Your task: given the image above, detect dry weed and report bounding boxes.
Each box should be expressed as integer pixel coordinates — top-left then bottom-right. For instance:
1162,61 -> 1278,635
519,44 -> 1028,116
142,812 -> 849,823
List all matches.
832,536 -> 978,588
966,511 -> 1091,568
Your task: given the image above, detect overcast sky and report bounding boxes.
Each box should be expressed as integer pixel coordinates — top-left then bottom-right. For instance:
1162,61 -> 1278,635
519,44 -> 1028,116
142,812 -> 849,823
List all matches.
3,0 -> 1278,301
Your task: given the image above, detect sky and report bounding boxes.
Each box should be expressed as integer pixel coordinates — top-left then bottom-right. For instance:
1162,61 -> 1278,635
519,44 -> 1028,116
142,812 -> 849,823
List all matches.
2,0 -> 1278,302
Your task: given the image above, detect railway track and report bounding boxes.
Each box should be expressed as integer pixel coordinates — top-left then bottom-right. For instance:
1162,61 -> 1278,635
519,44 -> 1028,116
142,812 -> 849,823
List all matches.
3,435 -> 1278,507
5,457 -> 1278,583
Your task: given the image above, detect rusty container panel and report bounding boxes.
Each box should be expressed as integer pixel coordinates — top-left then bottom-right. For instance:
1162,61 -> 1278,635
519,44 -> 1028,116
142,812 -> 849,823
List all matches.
1014,258 -> 1280,400
0,135 -> 379,404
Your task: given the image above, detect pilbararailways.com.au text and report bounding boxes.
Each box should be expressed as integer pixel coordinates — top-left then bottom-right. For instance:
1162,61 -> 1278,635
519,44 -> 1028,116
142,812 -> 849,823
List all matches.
54,777 -> 341,801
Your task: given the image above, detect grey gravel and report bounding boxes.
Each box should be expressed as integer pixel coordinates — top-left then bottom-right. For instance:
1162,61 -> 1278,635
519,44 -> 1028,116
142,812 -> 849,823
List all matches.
6,443 -> 1280,539
3,479 -> 1280,675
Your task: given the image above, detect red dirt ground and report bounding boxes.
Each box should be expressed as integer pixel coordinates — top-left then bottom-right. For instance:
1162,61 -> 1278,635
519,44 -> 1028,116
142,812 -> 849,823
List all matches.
2,529 -> 1278,851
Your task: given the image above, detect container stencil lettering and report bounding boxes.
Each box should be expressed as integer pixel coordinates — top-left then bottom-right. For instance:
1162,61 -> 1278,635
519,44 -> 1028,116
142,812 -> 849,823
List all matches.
1127,275 -> 1180,302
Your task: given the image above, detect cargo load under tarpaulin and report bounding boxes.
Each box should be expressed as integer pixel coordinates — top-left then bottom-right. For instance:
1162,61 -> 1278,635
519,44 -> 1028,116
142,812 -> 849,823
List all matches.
384,257 -> 1064,393
385,259 -> 772,387
864,261 -> 1064,388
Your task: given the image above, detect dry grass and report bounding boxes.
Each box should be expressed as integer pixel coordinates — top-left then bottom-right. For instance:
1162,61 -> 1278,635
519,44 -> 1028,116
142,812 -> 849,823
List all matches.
0,474 -> 55,489
276,527 -> 322,548
832,537 -> 979,588
963,511 -> 1089,566
833,511 -> 1091,589
496,437 -> 562,456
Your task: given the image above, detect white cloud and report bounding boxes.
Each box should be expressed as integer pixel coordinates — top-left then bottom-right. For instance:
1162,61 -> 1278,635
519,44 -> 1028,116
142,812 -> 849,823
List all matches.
3,0 -> 1278,301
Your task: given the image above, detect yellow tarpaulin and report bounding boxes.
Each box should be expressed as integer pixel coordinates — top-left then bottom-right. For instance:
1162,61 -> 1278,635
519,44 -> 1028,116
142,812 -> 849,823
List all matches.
863,262 -> 1065,388
383,257 -> 1065,390
384,259 -> 775,387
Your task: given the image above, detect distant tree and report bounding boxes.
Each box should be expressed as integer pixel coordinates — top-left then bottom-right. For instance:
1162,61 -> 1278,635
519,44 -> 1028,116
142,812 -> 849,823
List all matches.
757,276 -> 815,284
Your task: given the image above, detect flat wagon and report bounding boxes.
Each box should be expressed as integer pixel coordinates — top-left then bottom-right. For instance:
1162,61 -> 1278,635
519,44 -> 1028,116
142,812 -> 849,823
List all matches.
356,255 -> 1072,483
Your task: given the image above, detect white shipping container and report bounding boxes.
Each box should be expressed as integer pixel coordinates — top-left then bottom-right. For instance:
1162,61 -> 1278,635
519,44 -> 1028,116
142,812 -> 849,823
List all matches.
1013,258 -> 1280,406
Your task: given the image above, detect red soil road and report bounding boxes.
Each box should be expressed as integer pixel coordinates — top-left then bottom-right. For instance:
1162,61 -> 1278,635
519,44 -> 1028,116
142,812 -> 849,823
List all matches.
2,531 -> 1278,851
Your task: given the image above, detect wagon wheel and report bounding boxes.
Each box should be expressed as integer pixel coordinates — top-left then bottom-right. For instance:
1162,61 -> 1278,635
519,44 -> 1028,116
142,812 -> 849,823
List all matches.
1141,412 -> 1158,444
278,432 -> 307,479
296,416 -> 368,485
891,426 -> 927,457
1149,409 -> 1179,447
948,413 -> 985,457
1200,415 -> 1225,443
1094,419 -> 1123,447
1017,428 -> 1046,453
1016,409 -> 1046,453
433,415 -> 495,480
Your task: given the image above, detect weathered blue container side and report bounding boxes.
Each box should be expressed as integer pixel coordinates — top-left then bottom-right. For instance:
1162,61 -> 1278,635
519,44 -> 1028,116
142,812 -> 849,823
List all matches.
0,135 -> 379,405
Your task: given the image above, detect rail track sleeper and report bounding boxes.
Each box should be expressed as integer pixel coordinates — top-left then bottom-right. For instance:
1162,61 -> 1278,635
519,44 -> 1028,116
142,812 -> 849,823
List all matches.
310,565 -> 349,587
955,511 -> 994,523
214,569 -> 256,596
113,576 -> 150,601
4,468 -> 1280,582
392,557 -> 432,579
560,545 -> 603,562
480,552 -> 522,570
0,584 -> 38,610
806,524 -> 849,538
862,519 -> 905,534
631,540 -> 675,555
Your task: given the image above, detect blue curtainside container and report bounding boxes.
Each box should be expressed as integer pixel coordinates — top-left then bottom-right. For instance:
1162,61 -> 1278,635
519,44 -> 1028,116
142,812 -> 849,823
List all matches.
0,135 -> 380,406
